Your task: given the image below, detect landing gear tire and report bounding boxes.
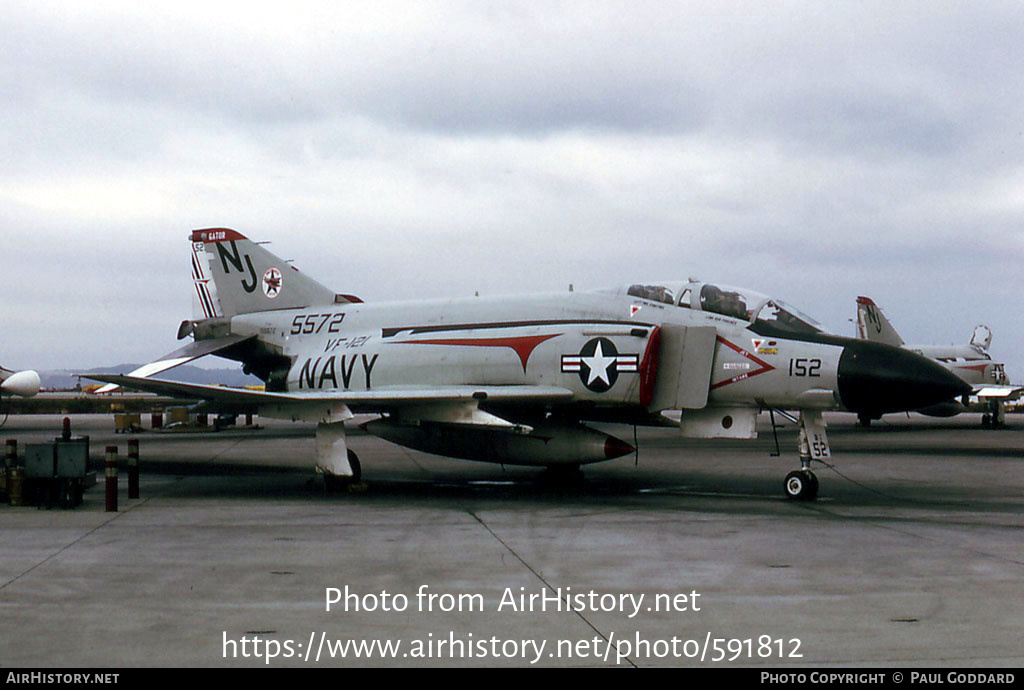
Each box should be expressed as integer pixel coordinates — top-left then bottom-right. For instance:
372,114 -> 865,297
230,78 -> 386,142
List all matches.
347,450 -> 362,482
323,450 -> 362,492
857,414 -> 872,428
784,470 -> 818,501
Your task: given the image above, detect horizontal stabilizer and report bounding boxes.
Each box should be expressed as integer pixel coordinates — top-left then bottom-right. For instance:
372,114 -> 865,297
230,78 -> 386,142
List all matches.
90,334 -> 255,394
973,384 -> 1024,401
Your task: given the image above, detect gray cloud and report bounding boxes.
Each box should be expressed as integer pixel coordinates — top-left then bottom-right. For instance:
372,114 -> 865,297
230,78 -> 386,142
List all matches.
1,1 -> 1022,376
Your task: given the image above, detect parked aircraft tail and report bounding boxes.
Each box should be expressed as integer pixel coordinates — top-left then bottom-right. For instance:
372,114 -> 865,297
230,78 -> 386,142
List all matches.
970,324 -> 992,351
855,296 -> 904,346
190,228 -> 343,317
95,229 -> 358,394
857,296 -> 993,354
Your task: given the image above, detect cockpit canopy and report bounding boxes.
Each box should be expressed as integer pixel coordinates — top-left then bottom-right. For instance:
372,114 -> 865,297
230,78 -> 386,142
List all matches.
624,280 -> 826,337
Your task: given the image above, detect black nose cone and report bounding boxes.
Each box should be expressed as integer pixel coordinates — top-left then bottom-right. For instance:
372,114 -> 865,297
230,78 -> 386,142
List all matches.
838,341 -> 972,415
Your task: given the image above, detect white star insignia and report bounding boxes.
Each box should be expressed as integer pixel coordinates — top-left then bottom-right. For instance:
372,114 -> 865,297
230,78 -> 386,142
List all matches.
582,341 -> 616,386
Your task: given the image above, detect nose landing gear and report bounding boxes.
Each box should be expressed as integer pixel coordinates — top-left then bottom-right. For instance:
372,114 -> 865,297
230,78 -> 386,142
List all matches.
784,469 -> 819,501
773,409 -> 829,501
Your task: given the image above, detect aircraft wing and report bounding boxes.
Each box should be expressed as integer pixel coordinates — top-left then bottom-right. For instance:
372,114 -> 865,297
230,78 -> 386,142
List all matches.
92,335 -> 256,394
972,384 -> 1024,401
83,374 -> 574,409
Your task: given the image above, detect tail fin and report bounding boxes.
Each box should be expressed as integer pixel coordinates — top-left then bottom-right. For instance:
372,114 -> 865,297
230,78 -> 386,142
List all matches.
190,229 -> 337,316
970,325 -> 992,351
855,296 -> 904,346
191,237 -> 222,319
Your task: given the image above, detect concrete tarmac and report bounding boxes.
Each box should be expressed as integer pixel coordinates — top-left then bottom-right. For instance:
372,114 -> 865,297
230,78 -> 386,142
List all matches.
0,413 -> 1021,668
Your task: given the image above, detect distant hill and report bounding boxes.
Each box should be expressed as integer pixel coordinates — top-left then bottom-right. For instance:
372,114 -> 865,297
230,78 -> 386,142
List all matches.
41,365 -> 263,391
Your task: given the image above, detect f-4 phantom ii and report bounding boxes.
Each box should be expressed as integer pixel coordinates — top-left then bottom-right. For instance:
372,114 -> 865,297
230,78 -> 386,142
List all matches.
0,365 -> 40,398
856,296 -> 1022,428
87,230 -> 970,501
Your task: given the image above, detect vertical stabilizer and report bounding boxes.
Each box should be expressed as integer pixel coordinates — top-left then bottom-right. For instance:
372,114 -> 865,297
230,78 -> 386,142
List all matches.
191,238 -> 222,319
855,296 -> 905,346
190,229 -> 336,317
970,325 -> 992,351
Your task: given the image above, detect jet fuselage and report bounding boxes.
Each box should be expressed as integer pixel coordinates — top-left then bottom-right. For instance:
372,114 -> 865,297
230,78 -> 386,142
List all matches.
225,288 -> 966,422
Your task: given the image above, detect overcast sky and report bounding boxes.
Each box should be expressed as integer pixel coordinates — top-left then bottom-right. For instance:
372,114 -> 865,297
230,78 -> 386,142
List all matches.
2,1 -> 1023,376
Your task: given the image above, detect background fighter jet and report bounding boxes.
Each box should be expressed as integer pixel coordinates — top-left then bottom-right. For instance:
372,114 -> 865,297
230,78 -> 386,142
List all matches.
0,365 -> 40,398
855,296 -> 1023,427
87,230 -> 969,501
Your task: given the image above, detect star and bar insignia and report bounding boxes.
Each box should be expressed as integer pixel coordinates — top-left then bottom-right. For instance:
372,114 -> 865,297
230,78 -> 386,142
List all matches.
561,337 -> 639,393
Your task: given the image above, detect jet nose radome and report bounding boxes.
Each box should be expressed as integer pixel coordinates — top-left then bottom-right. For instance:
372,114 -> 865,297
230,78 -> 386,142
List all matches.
837,341 -> 971,415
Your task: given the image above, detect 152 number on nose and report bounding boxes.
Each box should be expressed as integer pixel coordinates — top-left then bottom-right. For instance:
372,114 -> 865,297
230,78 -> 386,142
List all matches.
789,358 -> 821,377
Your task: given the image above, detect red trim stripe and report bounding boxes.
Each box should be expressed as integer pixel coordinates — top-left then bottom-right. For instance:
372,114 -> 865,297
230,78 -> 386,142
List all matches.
709,336 -> 775,389
395,334 -> 562,373
639,326 -> 661,408
191,228 -> 248,243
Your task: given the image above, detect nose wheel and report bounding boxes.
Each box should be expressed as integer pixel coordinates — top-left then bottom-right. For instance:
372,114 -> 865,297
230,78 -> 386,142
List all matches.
773,409 -> 829,501
784,470 -> 818,501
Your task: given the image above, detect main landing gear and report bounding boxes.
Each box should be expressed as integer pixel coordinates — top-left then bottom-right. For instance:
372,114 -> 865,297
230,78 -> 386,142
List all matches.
316,419 -> 365,492
322,450 -> 362,492
981,401 -> 1006,430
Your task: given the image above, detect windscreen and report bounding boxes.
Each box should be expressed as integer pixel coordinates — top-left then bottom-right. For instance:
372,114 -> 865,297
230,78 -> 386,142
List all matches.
752,299 -> 826,337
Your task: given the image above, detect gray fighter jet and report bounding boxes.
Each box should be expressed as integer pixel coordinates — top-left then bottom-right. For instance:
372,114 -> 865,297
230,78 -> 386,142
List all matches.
855,296 -> 1022,427
87,230 -> 969,500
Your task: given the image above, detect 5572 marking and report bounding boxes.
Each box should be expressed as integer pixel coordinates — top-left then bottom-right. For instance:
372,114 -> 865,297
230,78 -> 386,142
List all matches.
290,313 -> 345,335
